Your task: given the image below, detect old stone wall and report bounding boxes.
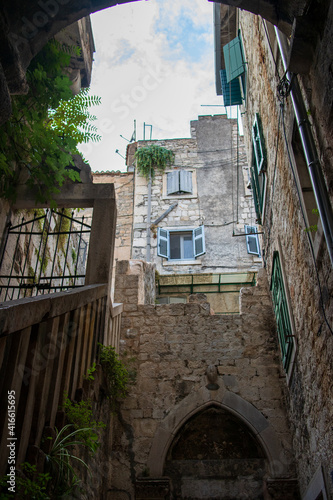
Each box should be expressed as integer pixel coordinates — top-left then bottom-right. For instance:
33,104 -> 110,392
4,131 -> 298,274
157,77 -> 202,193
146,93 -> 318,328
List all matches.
239,9 -> 333,498
132,115 -> 261,274
109,261 -> 297,499
93,171 -> 134,262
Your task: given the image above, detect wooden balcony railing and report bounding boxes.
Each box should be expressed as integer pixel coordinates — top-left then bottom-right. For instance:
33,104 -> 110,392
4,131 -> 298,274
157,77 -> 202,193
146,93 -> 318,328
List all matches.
0,183 -> 122,476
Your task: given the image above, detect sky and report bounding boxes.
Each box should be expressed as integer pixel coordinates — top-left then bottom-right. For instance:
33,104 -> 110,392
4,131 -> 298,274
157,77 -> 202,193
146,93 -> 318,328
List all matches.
79,0 -> 227,172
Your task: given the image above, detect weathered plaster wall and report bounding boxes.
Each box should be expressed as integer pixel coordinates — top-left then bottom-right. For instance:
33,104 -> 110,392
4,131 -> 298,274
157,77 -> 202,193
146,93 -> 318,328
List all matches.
109,261 -> 298,499
132,115 -> 261,275
239,9 -> 333,498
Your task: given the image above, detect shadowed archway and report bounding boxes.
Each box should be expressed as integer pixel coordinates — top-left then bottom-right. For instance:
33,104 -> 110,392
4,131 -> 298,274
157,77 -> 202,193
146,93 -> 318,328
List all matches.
164,405 -> 267,499
147,388 -> 292,479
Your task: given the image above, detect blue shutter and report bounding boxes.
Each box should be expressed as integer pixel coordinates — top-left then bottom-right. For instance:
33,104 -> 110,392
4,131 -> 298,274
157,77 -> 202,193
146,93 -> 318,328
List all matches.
245,225 -> 260,256
179,170 -> 192,194
220,69 -> 243,106
223,33 -> 245,83
157,228 -> 169,258
167,171 -> 179,195
193,226 -> 205,257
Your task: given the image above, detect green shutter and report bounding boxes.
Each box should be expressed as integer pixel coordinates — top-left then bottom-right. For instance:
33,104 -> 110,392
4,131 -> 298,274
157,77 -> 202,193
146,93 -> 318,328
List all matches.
271,253 -> 294,371
220,69 -> 243,106
223,33 -> 245,83
252,114 -> 266,173
250,165 -> 262,225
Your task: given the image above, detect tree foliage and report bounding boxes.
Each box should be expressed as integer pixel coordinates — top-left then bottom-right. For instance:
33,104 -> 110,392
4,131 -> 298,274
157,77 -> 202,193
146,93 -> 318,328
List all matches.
134,144 -> 175,180
0,40 -> 101,204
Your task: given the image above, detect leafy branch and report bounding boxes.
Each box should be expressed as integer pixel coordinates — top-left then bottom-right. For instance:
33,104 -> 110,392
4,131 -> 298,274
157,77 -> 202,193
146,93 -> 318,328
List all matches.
0,40 -> 101,204
134,144 -> 174,181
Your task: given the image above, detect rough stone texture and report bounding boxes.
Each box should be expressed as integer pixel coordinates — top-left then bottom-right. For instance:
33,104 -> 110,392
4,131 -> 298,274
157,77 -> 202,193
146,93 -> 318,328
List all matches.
111,262 -> 297,499
131,115 -> 261,313
114,259 -> 155,306
93,171 -> 134,262
238,8 -> 333,499
132,115 -> 259,274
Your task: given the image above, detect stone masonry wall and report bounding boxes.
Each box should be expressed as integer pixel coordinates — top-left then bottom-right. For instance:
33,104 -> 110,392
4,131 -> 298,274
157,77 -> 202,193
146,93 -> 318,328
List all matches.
239,10 -> 333,498
93,171 -> 134,262
109,261 -> 297,499
132,115 -> 262,275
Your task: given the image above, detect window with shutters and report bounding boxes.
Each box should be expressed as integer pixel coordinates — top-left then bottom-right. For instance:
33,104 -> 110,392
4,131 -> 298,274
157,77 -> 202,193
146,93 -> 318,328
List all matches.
250,114 -> 266,224
222,31 -> 247,105
245,225 -> 260,256
157,226 -> 205,261
270,252 -> 295,374
162,169 -> 197,199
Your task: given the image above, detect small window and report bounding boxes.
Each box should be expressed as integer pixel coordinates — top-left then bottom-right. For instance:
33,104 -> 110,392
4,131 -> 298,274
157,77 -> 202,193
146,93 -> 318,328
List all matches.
251,114 -> 266,224
157,227 -> 205,261
270,252 -> 295,372
167,170 -> 193,195
245,225 -> 260,256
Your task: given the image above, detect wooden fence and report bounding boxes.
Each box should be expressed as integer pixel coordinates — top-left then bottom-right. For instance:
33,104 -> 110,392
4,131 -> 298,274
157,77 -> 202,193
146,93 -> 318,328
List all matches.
0,285 -> 123,475
0,183 -> 121,477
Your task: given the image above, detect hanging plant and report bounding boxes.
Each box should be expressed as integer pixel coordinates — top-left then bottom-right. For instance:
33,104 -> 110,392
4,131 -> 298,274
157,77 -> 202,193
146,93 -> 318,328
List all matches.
134,144 -> 174,181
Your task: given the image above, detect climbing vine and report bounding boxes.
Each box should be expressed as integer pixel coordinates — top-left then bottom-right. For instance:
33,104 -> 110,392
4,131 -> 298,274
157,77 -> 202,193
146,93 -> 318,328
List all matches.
134,144 -> 174,181
0,40 -> 101,204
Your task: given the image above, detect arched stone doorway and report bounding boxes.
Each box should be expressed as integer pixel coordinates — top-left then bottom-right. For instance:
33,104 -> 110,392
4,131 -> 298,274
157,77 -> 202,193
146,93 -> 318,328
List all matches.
164,405 -> 267,499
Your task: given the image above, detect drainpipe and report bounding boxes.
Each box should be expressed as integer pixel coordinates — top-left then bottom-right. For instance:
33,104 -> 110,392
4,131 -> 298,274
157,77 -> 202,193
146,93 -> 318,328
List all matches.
274,27 -> 333,267
146,170 -> 152,262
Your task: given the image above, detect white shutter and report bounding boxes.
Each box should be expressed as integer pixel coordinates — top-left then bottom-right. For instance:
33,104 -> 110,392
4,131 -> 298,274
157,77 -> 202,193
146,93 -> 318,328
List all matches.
193,226 -> 205,257
167,171 -> 179,195
179,170 -> 193,193
157,228 -> 169,258
245,225 -> 260,256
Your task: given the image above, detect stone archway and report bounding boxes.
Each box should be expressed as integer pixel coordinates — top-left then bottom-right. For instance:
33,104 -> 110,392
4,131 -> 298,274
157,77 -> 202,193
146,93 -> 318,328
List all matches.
164,404 -> 268,499
0,0 -> 309,123
147,388 -> 291,479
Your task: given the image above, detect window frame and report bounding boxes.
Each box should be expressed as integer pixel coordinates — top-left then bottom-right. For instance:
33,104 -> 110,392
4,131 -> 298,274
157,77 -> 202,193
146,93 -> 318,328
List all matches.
270,251 -> 296,378
157,226 -> 205,261
245,225 -> 260,256
162,169 -> 197,200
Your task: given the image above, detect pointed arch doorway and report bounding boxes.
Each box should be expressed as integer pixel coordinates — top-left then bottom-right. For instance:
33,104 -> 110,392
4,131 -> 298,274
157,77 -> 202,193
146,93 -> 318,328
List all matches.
163,404 -> 267,499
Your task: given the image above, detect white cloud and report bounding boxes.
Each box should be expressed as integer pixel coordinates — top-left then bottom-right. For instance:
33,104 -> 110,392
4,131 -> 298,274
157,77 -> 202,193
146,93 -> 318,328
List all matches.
80,0 -> 225,172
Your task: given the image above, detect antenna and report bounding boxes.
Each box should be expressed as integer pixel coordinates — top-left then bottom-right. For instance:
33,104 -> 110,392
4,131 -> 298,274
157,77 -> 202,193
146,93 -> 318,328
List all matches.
115,149 -> 125,160
143,122 -> 153,141
120,135 -> 130,143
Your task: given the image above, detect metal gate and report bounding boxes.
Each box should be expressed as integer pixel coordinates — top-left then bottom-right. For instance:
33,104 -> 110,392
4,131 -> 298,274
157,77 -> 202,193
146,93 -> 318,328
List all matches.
0,209 -> 91,302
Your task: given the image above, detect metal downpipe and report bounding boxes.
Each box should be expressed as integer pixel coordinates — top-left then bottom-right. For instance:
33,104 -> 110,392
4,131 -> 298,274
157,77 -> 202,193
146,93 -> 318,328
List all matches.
275,27 -> 333,266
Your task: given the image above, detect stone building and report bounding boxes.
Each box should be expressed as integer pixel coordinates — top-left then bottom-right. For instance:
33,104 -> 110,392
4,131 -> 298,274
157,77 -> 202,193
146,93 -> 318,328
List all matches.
131,115 -> 262,313
1,1 -> 333,498
214,3 -> 333,498
111,260 -> 298,499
